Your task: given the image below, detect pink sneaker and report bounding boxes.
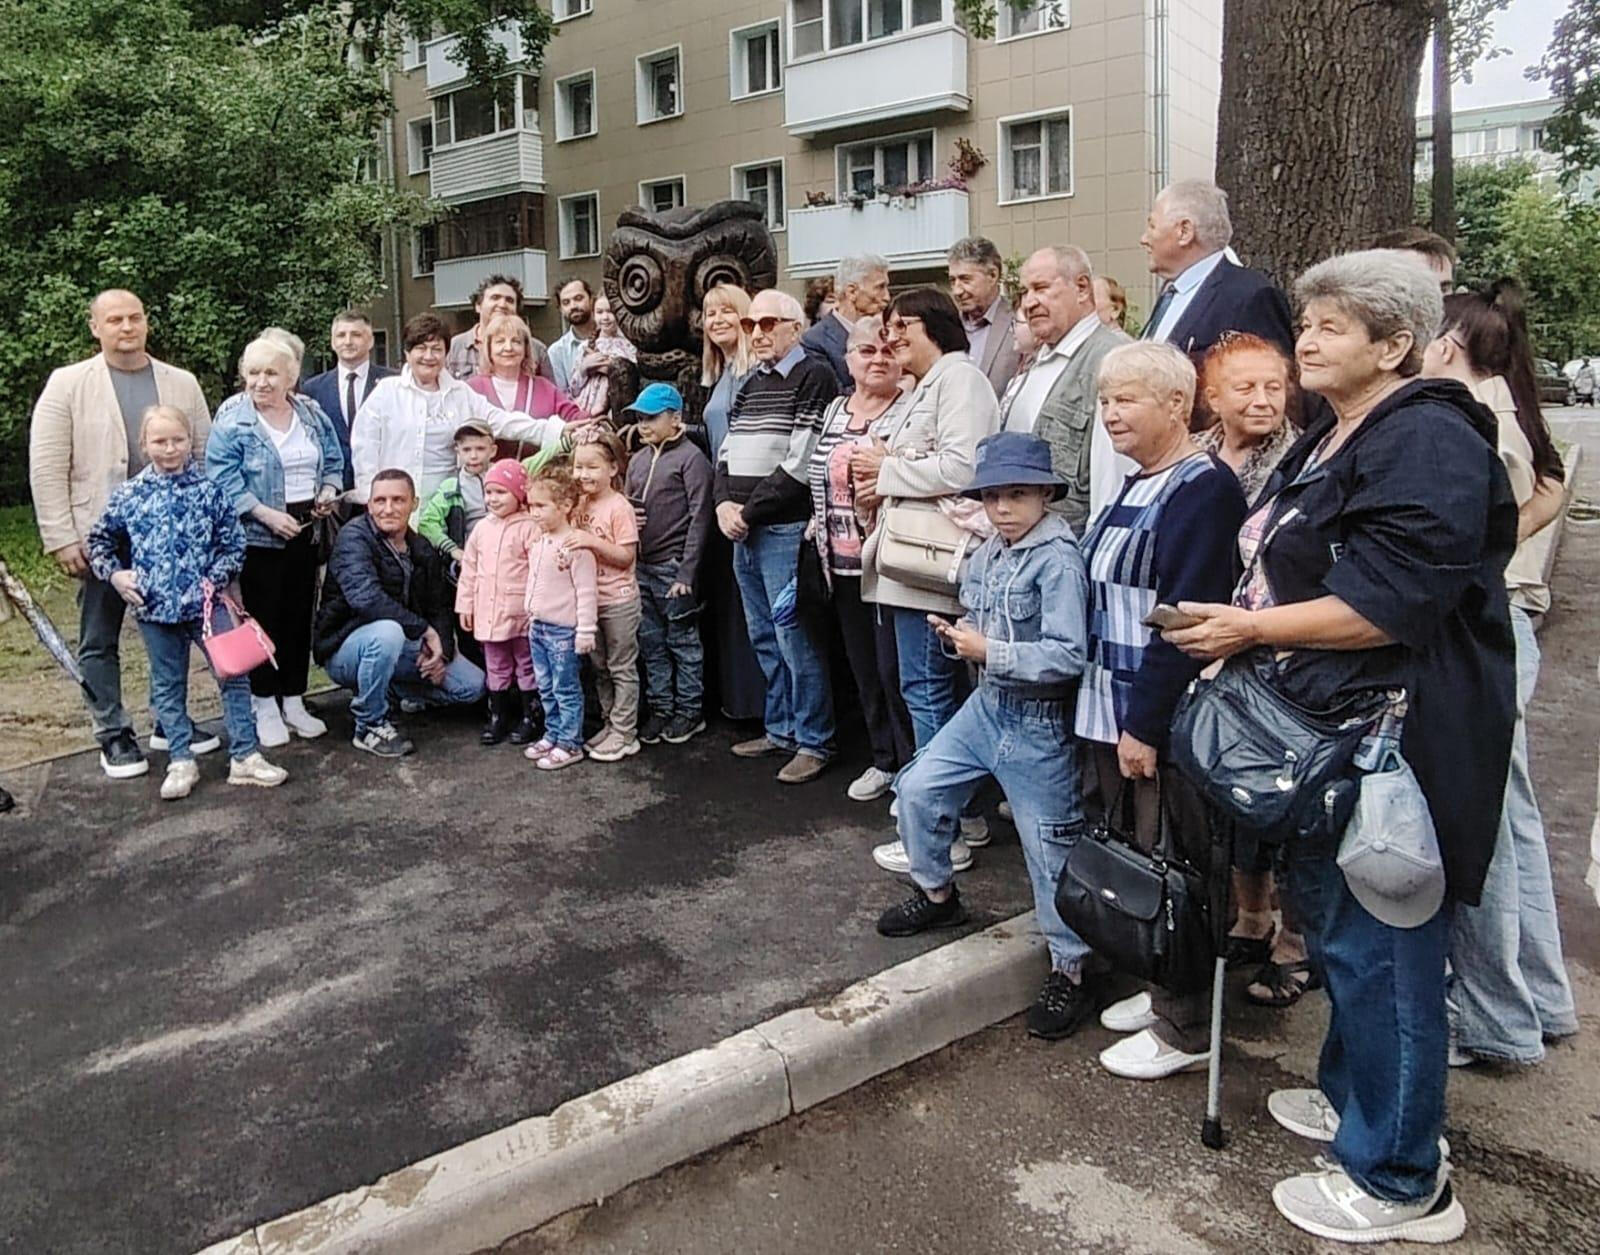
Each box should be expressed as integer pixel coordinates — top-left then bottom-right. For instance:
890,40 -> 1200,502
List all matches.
523,738 -> 554,761
535,745 -> 584,771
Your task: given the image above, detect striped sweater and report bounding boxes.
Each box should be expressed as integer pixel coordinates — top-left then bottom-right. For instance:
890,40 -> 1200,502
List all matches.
713,345 -> 839,526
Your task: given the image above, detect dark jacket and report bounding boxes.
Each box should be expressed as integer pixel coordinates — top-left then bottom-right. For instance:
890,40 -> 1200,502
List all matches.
1155,258 -> 1295,360
313,513 -> 457,664
300,363 -> 397,490
801,312 -> 852,393
624,432 -> 714,588
1253,377 -> 1517,905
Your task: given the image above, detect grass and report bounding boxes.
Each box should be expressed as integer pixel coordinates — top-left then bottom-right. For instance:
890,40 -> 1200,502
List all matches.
0,504 -> 62,598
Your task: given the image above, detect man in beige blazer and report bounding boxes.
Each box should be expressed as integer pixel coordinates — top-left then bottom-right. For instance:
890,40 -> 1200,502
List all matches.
947,236 -> 1019,399
29,289 -> 212,779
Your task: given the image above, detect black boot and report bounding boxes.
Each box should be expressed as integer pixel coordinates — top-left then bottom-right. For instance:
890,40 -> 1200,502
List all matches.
480,689 -> 513,746
509,687 -> 542,746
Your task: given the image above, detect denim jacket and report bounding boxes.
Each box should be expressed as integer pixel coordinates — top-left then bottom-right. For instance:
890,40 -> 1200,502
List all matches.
206,394 -> 345,547
958,512 -> 1089,700
87,461 -> 245,624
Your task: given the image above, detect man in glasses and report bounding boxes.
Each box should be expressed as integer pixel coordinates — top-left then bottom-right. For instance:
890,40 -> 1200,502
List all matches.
802,253 -> 891,393
715,289 -> 840,784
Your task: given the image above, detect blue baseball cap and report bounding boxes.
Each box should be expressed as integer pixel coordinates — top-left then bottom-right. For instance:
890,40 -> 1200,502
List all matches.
960,431 -> 1069,501
626,382 -> 685,418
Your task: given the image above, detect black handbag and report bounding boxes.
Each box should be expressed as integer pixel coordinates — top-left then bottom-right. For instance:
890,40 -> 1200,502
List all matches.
795,536 -> 830,612
1055,785 -> 1215,996
1169,651 -> 1388,842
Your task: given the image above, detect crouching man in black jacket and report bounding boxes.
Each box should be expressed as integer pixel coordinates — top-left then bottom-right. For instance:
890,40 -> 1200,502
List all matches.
314,468 -> 486,758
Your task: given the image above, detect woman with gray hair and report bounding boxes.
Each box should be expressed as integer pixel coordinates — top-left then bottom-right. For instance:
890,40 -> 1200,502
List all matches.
1163,249 -> 1516,1244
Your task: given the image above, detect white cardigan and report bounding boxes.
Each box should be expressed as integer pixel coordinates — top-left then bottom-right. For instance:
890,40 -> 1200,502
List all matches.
350,366 -> 565,509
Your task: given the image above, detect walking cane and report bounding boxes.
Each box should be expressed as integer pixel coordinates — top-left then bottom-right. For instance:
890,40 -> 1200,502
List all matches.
1201,802 -> 1233,1150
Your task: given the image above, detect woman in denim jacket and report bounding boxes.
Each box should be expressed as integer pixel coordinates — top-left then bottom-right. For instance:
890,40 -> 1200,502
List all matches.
207,336 -> 345,748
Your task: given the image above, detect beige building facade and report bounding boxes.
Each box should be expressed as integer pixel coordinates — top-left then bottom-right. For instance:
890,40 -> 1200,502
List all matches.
373,0 -> 1222,352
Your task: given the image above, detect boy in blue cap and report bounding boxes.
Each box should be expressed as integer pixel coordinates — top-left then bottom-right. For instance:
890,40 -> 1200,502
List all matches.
876,430 -> 1101,1041
624,383 -> 714,744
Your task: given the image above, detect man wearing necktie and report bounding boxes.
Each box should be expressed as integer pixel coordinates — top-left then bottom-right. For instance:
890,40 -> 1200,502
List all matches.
301,310 -> 397,492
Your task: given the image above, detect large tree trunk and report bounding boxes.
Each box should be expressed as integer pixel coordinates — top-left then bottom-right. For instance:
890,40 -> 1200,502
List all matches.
1431,5 -> 1455,241
1216,0 -> 1432,288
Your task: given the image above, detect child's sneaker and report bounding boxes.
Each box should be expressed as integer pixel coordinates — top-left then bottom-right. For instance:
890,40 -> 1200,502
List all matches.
536,745 -> 584,771
588,729 -> 641,762
523,738 -> 555,761
662,715 -> 707,744
638,714 -> 669,745
228,752 -> 287,788
159,759 -> 201,801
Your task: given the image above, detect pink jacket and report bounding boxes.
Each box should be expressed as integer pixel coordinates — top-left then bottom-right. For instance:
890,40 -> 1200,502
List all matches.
525,533 -> 598,636
465,372 -> 586,424
455,511 -> 541,642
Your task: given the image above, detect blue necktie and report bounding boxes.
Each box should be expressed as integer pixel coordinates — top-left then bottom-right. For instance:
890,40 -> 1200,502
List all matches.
1143,283 -> 1178,340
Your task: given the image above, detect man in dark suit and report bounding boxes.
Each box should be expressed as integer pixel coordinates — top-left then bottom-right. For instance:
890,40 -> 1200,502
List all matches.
801,253 -> 890,393
1138,180 -> 1294,360
300,309 -> 396,491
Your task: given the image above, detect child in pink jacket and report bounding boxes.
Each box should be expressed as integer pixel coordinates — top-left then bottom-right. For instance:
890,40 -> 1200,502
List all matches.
522,464 -> 598,770
456,459 -> 542,746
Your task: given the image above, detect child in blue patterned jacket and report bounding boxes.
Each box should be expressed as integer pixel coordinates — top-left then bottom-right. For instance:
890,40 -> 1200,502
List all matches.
88,406 -> 289,800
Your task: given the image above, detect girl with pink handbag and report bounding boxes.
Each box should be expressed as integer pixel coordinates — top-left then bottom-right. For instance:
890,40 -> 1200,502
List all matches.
86,406 -> 289,800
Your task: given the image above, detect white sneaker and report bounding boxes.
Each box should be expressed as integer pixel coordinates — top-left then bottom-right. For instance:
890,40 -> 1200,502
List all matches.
1272,1167 -> 1465,1245
228,752 -> 287,788
1098,1028 -> 1210,1080
960,815 -> 991,847
1100,990 -> 1159,1034
872,838 -> 973,875
1271,1089 -> 1451,1161
253,697 -> 290,749
150,726 -> 221,755
997,799 -> 1014,822
280,696 -> 327,740
848,765 -> 895,802
159,760 -> 201,801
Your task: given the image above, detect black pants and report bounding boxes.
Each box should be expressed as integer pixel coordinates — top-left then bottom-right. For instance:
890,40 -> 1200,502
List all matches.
832,576 -> 914,773
240,507 -> 318,699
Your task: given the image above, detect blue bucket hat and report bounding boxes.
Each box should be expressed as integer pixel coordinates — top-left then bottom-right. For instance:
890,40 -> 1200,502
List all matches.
960,431 -> 1069,501
625,381 -> 685,418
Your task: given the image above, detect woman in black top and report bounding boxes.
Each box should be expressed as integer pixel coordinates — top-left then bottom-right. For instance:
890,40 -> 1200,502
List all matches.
1167,250 -> 1515,1246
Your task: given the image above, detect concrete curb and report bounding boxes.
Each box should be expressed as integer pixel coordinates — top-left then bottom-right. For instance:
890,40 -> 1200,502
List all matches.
195,912 -> 1047,1255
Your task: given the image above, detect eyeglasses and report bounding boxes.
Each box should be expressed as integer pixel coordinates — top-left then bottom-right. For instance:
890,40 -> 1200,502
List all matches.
884,316 -> 924,339
739,316 -> 799,334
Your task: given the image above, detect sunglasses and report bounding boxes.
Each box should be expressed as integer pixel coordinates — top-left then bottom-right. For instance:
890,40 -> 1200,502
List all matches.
739,316 -> 799,334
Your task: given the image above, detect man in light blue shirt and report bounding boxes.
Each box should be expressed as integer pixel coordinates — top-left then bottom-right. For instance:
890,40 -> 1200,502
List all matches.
547,277 -> 599,395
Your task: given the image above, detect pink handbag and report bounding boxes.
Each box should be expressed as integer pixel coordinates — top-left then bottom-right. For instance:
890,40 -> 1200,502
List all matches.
202,580 -> 277,679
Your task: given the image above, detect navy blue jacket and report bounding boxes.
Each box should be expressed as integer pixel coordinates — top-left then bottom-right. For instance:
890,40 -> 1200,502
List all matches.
300,363 -> 397,490
801,314 -> 853,394
1158,259 -> 1295,360
313,513 -> 456,664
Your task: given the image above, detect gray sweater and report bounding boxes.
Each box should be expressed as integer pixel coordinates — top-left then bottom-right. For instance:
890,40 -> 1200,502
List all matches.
625,433 -> 714,588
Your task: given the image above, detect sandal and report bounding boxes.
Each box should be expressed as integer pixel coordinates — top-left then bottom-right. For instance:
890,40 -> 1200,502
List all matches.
1246,959 -> 1321,1008
1223,928 -> 1276,970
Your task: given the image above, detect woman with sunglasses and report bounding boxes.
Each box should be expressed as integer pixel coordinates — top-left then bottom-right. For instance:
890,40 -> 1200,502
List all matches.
856,287 -> 1002,874
806,315 -> 916,805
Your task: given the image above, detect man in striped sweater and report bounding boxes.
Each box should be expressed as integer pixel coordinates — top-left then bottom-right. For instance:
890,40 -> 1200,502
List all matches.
714,288 -> 840,783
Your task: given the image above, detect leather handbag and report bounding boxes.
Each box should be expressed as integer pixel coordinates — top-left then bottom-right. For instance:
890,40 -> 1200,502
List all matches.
201,580 -> 277,679
1055,786 -> 1214,995
875,499 -> 975,592
1170,651 -> 1388,841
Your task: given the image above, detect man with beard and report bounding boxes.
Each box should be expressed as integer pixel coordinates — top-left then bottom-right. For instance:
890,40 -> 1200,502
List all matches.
547,278 -> 600,397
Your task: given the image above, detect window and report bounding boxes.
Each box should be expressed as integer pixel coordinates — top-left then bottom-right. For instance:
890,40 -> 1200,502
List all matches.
1532,126 -> 1546,150
998,0 -> 1067,39
731,21 -> 782,98
837,131 -> 934,196
560,191 -> 601,258
432,73 -> 537,147
402,33 -> 425,71
372,329 -> 389,368
554,0 -> 592,19
640,176 -> 687,214
556,70 -> 597,140
734,160 -> 786,231
413,224 -> 438,276
436,194 -> 546,260
406,117 -> 434,174
999,110 -> 1072,201
791,0 -> 944,56
636,46 -> 683,124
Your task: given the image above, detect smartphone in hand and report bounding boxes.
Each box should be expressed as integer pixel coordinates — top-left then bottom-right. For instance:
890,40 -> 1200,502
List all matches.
1142,603 -> 1202,631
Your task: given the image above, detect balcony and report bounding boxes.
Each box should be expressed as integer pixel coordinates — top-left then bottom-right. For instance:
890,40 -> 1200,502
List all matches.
430,130 -> 544,203
786,187 -> 969,276
784,25 -> 969,137
433,248 -> 549,308
424,24 -> 524,91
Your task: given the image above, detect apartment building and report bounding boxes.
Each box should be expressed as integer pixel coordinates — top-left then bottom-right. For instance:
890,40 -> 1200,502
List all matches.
1415,97 -> 1600,201
374,0 -> 1222,351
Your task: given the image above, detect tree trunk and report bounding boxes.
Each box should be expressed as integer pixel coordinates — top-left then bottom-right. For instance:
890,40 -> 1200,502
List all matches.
1216,0 -> 1432,288
1431,5 -> 1455,241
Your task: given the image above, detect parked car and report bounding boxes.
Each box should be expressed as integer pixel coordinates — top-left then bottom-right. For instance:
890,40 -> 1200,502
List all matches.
1539,358 -> 1578,406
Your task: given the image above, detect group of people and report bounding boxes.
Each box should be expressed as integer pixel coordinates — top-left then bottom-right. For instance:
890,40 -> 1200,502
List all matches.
26,176 -> 1578,1247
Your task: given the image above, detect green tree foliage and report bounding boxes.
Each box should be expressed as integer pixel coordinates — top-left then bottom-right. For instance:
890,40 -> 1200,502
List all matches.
1538,1 -> 1600,184
1419,159 -> 1600,359
951,0 -> 1035,40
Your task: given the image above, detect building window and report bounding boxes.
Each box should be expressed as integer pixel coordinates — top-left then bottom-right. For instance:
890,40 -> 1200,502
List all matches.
999,110 -> 1072,202
997,0 -> 1068,39
734,160 -> 786,230
1532,126 -> 1546,149
791,0 -> 945,57
636,46 -> 683,124
837,130 -> 935,197
435,193 -> 547,260
432,73 -> 538,147
406,117 -> 434,174
372,329 -> 389,368
413,224 -> 438,276
554,0 -> 592,19
640,176 -> 687,214
560,192 -> 601,258
556,70 -> 597,140
731,21 -> 783,98
402,33 -> 425,71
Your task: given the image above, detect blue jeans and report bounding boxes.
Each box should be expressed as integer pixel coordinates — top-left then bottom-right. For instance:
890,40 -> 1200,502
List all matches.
325,620 -> 486,733
529,621 -> 584,750
896,686 -> 1090,974
892,607 -> 964,750
733,520 -> 834,758
638,561 -> 704,722
1449,606 -> 1578,1060
137,619 -> 258,761
1288,841 -> 1450,1204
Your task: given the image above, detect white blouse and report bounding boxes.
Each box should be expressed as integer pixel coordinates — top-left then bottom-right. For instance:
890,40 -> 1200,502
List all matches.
266,414 -> 321,503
